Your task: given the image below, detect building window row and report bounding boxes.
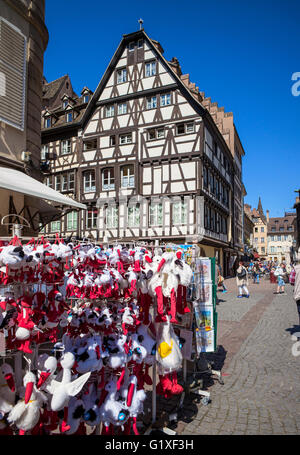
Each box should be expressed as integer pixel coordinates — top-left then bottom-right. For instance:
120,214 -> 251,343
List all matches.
203,165 -> 229,207
268,235 -> 292,242
104,92 -> 171,119
204,204 -> 228,235
116,59 -> 157,84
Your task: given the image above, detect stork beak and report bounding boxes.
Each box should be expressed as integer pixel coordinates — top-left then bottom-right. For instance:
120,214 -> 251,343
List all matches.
24,382 -> 34,404
4,373 -> 15,392
37,371 -> 51,389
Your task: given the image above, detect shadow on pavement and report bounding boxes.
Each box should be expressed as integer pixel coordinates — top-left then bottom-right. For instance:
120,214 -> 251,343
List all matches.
285,325 -> 300,336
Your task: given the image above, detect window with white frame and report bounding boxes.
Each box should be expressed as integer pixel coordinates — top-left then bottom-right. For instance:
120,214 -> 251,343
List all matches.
119,133 -> 132,145
121,164 -> 134,187
146,96 -> 157,109
149,203 -> 163,226
67,211 -> 78,231
106,206 -> 118,228
41,144 -> 49,161
128,205 -> 140,227
176,122 -> 194,135
63,99 -> 68,109
105,105 -> 115,118
172,201 -> 187,225
44,176 -> 52,188
148,127 -> 164,140
83,95 -> 89,103
61,139 -> 71,155
117,68 -> 127,84
61,174 -> 68,192
68,171 -> 75,191
160,93 -> 171,106
66,111 -> 73,123
118,103 -> 127,115
51,220 -> 61,232
83,170 -> 96,193
145,61 -> 156,77
137,39 -> 143,48
86,208 -> 98,229
55,175 -> 61,191
186,122 -> 194,133
129,41 -> 135,51
102,168 -> 115,190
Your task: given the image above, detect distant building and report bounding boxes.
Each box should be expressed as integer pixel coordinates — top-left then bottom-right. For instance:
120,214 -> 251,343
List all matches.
244,198 -> 268,259
267,211 -> 296,264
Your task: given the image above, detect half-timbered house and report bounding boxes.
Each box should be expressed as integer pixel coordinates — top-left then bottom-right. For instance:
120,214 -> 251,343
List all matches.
41,28 -> 246,275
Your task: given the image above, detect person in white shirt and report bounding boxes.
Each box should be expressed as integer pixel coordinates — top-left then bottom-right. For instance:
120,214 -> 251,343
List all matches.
274,263 -> 286,294
236,261 -> 249,299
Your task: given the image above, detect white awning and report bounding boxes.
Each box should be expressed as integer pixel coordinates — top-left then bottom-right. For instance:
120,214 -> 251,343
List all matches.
0,167 -> 86,210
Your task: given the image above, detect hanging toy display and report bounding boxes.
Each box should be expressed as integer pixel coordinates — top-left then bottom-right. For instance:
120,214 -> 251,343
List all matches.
0,236 -> 193,435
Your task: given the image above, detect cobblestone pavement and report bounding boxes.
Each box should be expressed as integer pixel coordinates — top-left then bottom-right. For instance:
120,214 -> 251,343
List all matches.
149,277 -> 300,435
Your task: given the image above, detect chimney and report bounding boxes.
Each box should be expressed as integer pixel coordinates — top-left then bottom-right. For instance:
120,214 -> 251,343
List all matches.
168,57 -> 182,76
266,210 -> 270,222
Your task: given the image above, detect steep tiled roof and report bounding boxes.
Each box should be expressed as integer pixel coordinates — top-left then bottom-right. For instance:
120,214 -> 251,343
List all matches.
42,75 -> 68,100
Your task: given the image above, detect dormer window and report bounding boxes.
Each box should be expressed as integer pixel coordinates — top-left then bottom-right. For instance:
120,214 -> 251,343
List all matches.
129,41 -> 135,51
63,100 -> 68,109
137,39 -> 143,48
44,117 -> 51,128
83,95 -> 89,103
66,111 -> 73,123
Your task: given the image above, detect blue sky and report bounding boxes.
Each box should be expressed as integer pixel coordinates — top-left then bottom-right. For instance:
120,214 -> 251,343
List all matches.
44,0 -> 300,217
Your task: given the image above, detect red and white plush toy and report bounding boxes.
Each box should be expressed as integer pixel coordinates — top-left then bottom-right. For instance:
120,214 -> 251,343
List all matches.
0,363 -> 15,416
7,371 -> 47,435
99,376 -> 130,435
15,295 -> 38,354
46,351 -> 91,433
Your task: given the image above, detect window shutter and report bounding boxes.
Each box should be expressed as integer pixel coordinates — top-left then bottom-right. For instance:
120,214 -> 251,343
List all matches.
0,18 -> 27,130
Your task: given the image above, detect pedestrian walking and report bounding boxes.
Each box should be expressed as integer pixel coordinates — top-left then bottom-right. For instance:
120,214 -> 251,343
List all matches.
252,262 -> 260,284
274,263 -> 286,294
216,261 -> 227,294
236,261 -> 249,298
293,260 -> 300,326
290,264 -> 296,285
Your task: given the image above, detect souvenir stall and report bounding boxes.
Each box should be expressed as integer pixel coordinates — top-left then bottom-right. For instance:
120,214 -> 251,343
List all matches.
0,233 -> 204,435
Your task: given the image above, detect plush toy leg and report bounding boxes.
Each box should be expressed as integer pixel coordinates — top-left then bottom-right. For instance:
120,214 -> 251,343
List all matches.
101,424 -> 111,435
143,294 -> 151,324
143,364 -> 153,386
60,407 -> 71,433
169,288 -> 179,324
156,373 -> 173,397
182,286 -> 190,313
132,416 -> 139,435
123,418 -> 131,435
22,339 -> 33,354
176,284 -> 185,315
171,371 -> 184,394
19,429 -> 26,435
155,287 -> 166,322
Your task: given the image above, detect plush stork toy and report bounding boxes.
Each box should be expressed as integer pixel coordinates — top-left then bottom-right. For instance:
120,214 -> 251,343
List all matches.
46,352 -> 90,433
7,371 -> 47,435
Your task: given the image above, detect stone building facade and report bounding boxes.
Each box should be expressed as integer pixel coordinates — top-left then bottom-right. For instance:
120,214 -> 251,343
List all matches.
0,0 -> 49,236
267,212 -> 296,264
